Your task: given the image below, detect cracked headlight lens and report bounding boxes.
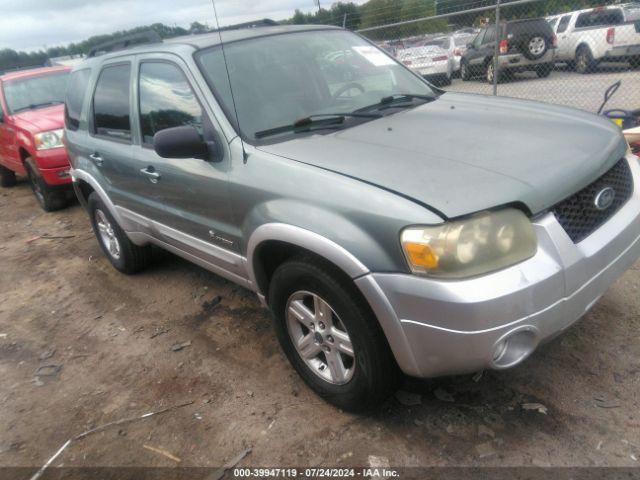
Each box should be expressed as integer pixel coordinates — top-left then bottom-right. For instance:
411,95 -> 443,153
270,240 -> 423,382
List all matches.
401,209 -> 537,278
34,129 -> 64,150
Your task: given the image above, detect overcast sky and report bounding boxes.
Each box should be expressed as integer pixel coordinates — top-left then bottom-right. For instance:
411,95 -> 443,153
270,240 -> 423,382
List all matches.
0,0 -> 367,52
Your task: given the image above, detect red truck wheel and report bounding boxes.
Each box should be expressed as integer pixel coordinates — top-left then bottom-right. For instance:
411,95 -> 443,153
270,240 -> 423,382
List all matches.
25,160 -> 67,212
0,165 -> 17,187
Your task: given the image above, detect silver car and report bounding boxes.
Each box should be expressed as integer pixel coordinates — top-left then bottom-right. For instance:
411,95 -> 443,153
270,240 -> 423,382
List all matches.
397,37 -> 454,85
65,24 -> 640,412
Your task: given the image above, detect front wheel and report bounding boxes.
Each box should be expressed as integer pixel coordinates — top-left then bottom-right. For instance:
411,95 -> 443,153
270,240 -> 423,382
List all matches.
268,257 -> 398,412
25,161 -> 66,212
460,60 -> 471,81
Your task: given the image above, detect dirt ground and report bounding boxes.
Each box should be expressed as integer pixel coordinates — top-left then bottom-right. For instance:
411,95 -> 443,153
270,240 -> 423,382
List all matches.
1,178 -> 639,474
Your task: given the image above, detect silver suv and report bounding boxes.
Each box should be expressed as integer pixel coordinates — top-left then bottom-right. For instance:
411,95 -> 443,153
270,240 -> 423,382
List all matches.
64,24 -> 640,412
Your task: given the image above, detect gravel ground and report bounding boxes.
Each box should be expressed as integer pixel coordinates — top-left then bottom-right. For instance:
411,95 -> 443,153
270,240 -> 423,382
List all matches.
446,65 -> 640,113
1,169 -> 639,475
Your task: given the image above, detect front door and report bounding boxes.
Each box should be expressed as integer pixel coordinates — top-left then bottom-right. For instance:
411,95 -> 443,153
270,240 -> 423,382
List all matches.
130,55 -> 240,275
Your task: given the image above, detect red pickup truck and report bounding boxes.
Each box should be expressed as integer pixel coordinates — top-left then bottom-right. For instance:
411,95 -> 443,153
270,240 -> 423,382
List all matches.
0,66 -> 72,211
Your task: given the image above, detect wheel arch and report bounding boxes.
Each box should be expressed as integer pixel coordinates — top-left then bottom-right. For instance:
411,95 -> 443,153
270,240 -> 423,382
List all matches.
247,223 -> 369,299
247,224 -> 421,377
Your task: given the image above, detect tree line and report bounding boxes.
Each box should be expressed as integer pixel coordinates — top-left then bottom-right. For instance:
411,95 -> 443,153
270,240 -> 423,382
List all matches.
0,0 -> 619,72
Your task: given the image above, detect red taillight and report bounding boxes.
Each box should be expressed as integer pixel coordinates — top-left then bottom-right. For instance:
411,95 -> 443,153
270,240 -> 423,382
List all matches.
552,34 -> 558,48
499,39 -> 508,54
432,55 -> 448,62
402,59 -> 413,65
453,48 -> 463,56
606,27 -> 615,44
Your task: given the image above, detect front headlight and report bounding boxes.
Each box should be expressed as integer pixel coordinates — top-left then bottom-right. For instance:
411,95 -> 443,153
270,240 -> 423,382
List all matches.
401,209 -> 537,279
34,129 -> 64,150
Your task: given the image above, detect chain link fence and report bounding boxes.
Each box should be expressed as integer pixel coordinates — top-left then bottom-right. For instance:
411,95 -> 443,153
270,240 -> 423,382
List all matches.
341,0 -> 640,115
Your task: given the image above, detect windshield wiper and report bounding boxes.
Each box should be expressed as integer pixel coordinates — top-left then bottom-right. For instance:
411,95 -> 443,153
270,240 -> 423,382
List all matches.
254,113 -> 382,139
13,101 -> 63,113
356,93 -> 435,113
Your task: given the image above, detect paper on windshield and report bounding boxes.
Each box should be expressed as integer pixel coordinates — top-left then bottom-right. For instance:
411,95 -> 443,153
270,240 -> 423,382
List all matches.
352,46 -> 395,67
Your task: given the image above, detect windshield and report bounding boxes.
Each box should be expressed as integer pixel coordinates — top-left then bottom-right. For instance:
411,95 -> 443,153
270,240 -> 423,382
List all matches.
197,29 -> 436,143
3,71 -> 69,114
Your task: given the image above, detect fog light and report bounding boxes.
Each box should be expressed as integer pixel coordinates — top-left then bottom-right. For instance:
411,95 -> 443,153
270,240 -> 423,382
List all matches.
491,328 -> 538,369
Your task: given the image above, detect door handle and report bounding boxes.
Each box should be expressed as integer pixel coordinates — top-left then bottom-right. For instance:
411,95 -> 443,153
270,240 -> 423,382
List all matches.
140,166 -> 161,184
89,153 -> 104,166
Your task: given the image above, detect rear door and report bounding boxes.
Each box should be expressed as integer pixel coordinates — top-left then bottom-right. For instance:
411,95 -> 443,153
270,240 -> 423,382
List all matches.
84,61 -> 142,211
0,82 -> 19,172
555,14 -> 574,60
465,29 -> 487,68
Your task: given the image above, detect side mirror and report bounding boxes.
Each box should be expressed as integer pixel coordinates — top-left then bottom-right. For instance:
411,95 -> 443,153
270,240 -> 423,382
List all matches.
153,125 -> 219,161
467,43 -> 474,49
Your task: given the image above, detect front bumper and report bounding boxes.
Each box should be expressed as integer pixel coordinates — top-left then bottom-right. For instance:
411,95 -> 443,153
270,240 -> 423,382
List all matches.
34,148 -> 71,186
356,155 -> 640,378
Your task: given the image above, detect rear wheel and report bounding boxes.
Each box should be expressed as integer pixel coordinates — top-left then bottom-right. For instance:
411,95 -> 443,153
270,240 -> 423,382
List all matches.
87,192 -> 152,274
268,256 -> 398,412
575,46 -> 596,74
0,165 -> 17,187
25,160 -> 66,212
535,63 -> 553,78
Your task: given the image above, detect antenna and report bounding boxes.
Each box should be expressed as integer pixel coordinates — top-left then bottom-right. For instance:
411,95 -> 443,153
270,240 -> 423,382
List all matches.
210,0 -> 248,162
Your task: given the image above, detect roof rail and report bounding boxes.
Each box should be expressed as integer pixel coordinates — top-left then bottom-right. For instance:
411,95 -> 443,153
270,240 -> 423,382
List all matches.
88,30 -> 162,58
216,19 -> 278,32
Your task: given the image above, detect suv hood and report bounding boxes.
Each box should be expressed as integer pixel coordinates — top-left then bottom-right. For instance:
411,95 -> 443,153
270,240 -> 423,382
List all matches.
11,104 -> 64,133
258,92 -> 627,219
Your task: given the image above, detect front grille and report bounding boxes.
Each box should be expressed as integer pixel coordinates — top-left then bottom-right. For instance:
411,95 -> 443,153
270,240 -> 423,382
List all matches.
551,158 -> 633,243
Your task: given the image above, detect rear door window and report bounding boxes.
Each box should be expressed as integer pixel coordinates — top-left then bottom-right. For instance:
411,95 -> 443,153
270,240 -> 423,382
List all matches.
138,62 -> 203,145
575,9 -> 624,28
92,64 -> 132,141
557,15 -> 572,33
65,69 -> 91,131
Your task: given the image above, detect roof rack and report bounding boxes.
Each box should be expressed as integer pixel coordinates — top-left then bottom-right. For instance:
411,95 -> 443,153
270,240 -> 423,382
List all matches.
88,30 -> 162,58
216,19 -> 278,32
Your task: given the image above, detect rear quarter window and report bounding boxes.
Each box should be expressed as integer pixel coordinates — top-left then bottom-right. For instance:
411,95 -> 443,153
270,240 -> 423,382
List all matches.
65,69 -> 91,131
575,9 -> 624,28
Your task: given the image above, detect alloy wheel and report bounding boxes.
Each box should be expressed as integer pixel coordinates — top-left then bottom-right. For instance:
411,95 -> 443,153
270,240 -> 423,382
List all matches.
286,290 -> 355,385
95,209 -> 121,260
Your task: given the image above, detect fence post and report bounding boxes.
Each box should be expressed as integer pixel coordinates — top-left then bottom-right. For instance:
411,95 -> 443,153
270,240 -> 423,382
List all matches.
493,0 -> 501,96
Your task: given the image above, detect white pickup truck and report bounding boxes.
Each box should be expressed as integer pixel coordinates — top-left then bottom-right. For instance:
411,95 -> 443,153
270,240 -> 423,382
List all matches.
547,3 -> 640,73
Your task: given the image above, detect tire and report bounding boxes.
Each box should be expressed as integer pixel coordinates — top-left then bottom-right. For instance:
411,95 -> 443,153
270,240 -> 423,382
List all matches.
575,46 -> 596,74
535,63 -> 553,78
460,60 -> 471,81
441,71 -> 452,87
519,34 -> 549,61
87,192 -> 152,274
0,165 -> 17,187
268,256 -> 399,412
25,161 -> 66,212
485,60 -> 504,83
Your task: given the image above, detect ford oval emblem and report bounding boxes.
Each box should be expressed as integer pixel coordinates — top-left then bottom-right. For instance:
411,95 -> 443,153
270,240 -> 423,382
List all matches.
594,187 -> 615,211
